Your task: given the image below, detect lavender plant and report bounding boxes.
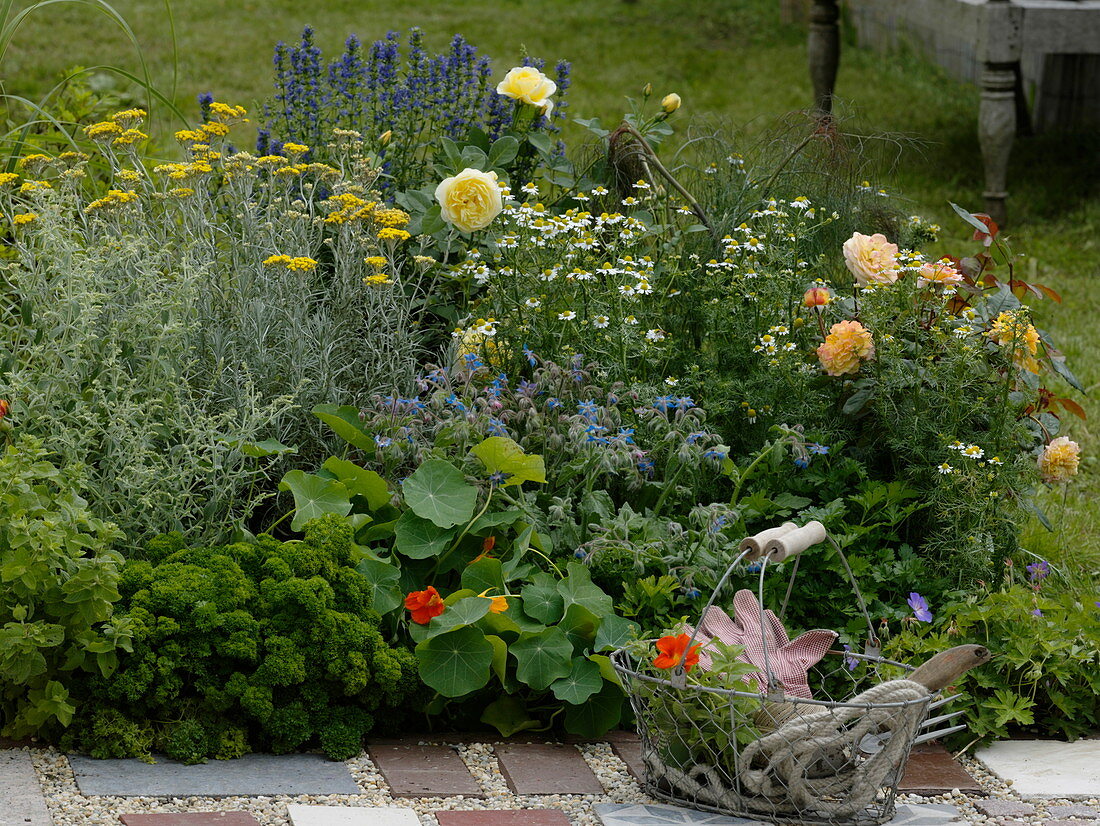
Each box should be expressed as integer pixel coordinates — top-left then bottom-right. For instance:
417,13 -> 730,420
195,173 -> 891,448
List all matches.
256,27 -> 571,194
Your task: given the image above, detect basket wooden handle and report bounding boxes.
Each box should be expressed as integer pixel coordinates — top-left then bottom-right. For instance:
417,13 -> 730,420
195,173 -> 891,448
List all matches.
763,520 -> 827,562
739,522 -> 798,561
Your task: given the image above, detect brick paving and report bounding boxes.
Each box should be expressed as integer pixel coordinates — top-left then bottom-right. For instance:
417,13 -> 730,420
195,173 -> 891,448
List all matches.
975,800 -> 1037,818
899,744 -> 985,796
368,744 -> 486,799
495,743 -> 606,795
119,815 -> 260,826
436,810 -> 573,826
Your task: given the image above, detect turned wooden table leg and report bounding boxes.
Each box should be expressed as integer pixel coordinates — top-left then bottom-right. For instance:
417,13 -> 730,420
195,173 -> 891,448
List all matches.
979,62 -> 1017,226
978,0 -> 1024,225
809,0 -> 840,116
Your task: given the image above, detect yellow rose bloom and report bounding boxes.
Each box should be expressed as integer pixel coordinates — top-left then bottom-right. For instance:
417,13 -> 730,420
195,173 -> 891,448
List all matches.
988,311 -> 1041,373
496,66 -> 557,115
842,232 -> 900,286
1038,436 -> 1080,483
435,168 -> 503,233
661,93 -> 681,114
817,319 -> 875,376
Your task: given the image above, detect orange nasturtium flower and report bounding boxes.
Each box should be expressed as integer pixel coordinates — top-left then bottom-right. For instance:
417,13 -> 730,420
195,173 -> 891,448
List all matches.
0,399 -> 8,419
653,633 -> 702,672
405,586 -> 445,625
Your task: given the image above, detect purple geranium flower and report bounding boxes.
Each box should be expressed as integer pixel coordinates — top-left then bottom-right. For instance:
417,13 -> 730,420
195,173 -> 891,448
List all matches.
1030,608 -> 1043,617
842,643 -> 860,671
1026,560 -> 1050,582
907,592 -> 933,623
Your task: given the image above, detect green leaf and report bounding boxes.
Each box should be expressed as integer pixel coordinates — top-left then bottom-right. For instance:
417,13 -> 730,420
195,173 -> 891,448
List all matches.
563,681 -> 624,737
480,695 -> 540,737
842,381 -> 875,415
485,633 -> 509,685
470,437 -> 546,486
949,201 -> 994,235
550,657 -> 604,704
312,405 -> 376,453
510,626 -> 573,690
423,596 -> 492,637
560,603 -> 600,652
587,653 -> 624,689
469,509 -> 525,532
394,511 -> 457,559
355,558 -> 403,615
278,471 -> 351,532
488,135 -> 519,168
415,626 -> 493,697
558,563 -> 614,617
594,615 -> 639,653
528,132 -> 553,155
521,573 -> 565,624
402,460 -> 478,528
321,458 -> 390,510
461,557 -> 505,595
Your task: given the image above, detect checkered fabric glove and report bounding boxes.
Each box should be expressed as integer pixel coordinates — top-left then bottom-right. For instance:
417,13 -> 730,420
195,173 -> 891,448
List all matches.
684,590 -> 836,698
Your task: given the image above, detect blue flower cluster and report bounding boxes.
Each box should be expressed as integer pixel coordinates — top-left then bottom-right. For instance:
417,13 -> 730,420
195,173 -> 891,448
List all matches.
257,27 -> 571,192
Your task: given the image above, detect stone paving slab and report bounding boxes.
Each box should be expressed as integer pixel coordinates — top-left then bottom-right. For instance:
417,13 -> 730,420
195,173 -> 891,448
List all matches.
978,740 -> 1100,798
1046,805 -> 1100,819
68,753 -> 360,797
890,804 -> 962,825
900,745 -> 984,796
367,744 -> 485,799
496,744 -> 605,796
974,801 -> 1036,818
286,805 -> 419,826
119,814 -> 260,826
0,750 -> 52,826
436,810 -> 572,826
610,740 -> 646,781
595,803 -> 771,826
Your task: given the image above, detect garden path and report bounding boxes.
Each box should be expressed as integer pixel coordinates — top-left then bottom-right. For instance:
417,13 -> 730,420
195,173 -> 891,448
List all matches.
2,735 -> 1098,826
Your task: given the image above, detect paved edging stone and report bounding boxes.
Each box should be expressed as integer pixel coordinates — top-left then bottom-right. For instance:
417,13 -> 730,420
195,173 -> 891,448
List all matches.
0,749 -> 52,826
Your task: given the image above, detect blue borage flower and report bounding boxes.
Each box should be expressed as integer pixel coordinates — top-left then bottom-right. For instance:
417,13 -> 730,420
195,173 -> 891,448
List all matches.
686,431 -> 708,444
487,417 -> 508,437
546,397 -> 563,410
523,346 -> 537,367
807,443 -> 830,455
584,424 -> 609,444
488,470 -> 512,485
616,427 -> 635,444
577,400 -> 600,422
703,447 -> 727,462
516,379 -> 540,397
445,393 -> 467,413
374,435 -> 393,448
794,456 -> 810,469
683,587 -> 702,600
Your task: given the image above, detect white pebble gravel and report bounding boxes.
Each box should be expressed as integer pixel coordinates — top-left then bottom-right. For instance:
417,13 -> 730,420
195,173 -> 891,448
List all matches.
24,740 -> 1100,826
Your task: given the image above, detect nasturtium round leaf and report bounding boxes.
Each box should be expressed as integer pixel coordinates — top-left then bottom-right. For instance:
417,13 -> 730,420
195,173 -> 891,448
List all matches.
550,657 -> 604,705
560,603 -> 600,652
485,633 -> 508,685
558,562 -> 614,617
521,573 -> 565,625
394,511 -> 457,559
470,436 -> 546,486
278,470 -> 352,531
415,626 -> 493,697
312,404 -> 376,452
423,596 -> 492,638
354,557 -> 403,615
510,626 -> 573,690
563,681 -> 624,737
321,457 -> 390,511
480,694 -> 540,737
402,459 -> 478,528
461,557 -> 505,595
594,614 -> 639,653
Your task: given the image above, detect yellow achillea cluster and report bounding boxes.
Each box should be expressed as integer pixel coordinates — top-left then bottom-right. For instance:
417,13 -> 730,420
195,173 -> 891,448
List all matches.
207,102 -> 248,122
363,273 -> 394,286
988,311 -> 1041,373
175,129 -> 206,144
255,155 -> 289,169
817,319 -> 875,376
154,162 -> 214,181
117,169 -> 143,183
84,121 -> 122,140
200,121 -> 230,139
109,108 -> 147,126
19,180 -> 52,194
170,188 -> 195,199
0,173 -> 20,187
12,213 -> 38,226
17,154 -> 51,171
1038,436 -> 1081,483
85,189 -> 140,212
113,128 -> 149,147
325,193 -> 376,224
282,143 -> 309,156
373,208 -> 410,228
263,254 -> 318,272
377,227 -> 411,243
364,256 -> 387,268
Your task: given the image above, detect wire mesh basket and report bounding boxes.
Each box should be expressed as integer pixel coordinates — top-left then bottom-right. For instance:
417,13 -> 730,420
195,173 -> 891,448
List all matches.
612,521 -> 940,826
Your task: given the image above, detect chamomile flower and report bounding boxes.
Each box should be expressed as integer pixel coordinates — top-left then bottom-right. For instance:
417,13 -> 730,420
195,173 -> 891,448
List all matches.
524,297 -> 542,309
558,310 -> 577,321
961,445 -> 985,460
645,328 -> 667,342
938,463 -> 955,475
592,315 -> 610,328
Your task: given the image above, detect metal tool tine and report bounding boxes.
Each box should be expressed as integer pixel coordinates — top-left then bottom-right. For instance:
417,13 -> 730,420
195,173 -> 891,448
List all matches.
921,709 -> 965,729
913,724 -> 967,745
927,694 -> 955,711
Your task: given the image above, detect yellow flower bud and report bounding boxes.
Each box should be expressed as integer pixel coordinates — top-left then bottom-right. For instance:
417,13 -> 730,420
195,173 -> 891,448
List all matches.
643,83 -> 653,97
379,130 -> 392,146
661,93 -> 681,114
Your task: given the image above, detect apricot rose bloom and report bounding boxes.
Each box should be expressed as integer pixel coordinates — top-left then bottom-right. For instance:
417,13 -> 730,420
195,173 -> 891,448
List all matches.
496,66 -> 557,115
802,287 -> 831,309
653,633 -> 702,672
1038,436 -> 1081,483
817,319 -> 875,376
435,168 -> 503,233
843,232 -> 900,286
916,258 -> 963,289
405,586 -> 445,625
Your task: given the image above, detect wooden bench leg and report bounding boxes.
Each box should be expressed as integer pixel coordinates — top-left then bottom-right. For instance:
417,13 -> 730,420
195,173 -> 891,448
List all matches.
809,0 -> 841,115
979,61 -> 1017,225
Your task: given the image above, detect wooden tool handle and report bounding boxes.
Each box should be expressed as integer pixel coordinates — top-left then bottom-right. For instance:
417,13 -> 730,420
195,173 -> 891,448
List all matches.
908,644 -> 992,691
739,522 -> 797,561
763,520 -> 827,562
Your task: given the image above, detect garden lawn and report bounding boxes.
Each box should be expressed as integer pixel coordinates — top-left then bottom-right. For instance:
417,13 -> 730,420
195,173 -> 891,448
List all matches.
5,0 -> 1097,567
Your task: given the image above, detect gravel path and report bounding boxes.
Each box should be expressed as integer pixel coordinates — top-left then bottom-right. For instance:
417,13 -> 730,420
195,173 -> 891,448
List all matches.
23,743 -> 1100,826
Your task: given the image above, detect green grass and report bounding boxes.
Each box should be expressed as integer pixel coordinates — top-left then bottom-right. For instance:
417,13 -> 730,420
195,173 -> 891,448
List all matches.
4,0 -> 1097,569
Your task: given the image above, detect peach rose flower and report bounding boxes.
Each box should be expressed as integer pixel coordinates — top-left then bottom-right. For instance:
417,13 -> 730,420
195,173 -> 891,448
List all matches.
843,232 -> 900,286
817,319 -> 875,376
916,258 -> 963,289
1038,436 -> 1080,483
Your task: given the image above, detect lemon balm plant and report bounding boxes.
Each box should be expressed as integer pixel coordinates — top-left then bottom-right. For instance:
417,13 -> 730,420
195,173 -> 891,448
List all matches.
0,105 -> 437,546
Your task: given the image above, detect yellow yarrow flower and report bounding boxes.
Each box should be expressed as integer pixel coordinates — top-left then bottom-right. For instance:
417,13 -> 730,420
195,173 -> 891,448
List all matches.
84,121 -> 122,140
288,256 -> 318,272
84,189 -> 139,212
256,155 -> 289,168
273,165 -> 302,177
117,169 -> 143,183
112,128 -> 149,147
0,173 -> 20,186
282,142 -> 309,155
200,121 -> 230,138
12,212 -> 37,226
19,180 -> 52,194
170,188 -> 195,198
208,102 -> 248,122
377,227 -> 411,243
373,208 -> 410,228
109,108 -> 147,126
175,129 -> 206,144
17,154 -> 51,171
364,256 -> 387,268
263,254 -> 293,268
363,273 -> 394,286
